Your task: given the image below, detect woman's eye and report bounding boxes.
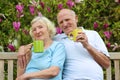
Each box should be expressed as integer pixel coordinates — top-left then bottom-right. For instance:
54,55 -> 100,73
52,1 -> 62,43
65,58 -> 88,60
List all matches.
38,26 -> 43,29
32,29 -> 36,32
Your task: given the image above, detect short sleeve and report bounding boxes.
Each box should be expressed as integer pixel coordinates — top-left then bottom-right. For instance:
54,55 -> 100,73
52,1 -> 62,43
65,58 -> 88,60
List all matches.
93,31 -> 109,57
50,42 -> 66,70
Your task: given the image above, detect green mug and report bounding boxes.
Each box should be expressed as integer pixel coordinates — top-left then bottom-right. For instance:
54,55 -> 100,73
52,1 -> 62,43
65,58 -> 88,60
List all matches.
33,40 -> 44,53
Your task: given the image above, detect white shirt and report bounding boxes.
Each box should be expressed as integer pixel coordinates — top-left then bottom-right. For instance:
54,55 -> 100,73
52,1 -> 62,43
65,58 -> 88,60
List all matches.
54,30 -> 109,80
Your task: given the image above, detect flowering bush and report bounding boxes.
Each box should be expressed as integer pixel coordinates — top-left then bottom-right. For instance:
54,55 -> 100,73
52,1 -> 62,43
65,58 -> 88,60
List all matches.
0,0 -> 120,52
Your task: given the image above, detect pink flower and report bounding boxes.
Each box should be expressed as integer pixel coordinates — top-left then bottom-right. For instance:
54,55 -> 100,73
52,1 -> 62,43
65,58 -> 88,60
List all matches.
103,23 -> 109,29
39,2 -> 45,9
47,7 -> 51,12
66,0 -> 75,8
8,44 -> 15,52
58,4 -> 63,10
103,31 -> 112,39
0,18 -> 2,23
37,12 -> 42,17
29,5 -> 35,15
93,22 -> 98,29
106,42 -> 111,48
16,4 -> 24,13
56,27 -> 62,34
13,21 -> 21,32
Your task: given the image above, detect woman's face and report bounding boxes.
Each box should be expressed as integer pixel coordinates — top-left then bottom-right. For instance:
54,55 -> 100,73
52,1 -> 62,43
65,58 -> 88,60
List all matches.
31,21 -> 50,40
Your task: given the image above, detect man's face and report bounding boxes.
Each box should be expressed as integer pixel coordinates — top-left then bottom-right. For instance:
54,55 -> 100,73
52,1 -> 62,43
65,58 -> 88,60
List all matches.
57,9 -> 78,35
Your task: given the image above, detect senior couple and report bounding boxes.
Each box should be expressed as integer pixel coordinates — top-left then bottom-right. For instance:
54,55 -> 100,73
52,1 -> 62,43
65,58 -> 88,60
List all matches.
16,9 -> 110,80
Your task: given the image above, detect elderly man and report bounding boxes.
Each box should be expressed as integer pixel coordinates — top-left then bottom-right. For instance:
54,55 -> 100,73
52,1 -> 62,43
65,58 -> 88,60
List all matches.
54,9 -> 110,80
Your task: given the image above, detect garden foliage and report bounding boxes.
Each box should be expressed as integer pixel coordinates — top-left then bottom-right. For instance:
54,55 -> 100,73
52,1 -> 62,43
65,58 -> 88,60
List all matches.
0,0 -> 120,52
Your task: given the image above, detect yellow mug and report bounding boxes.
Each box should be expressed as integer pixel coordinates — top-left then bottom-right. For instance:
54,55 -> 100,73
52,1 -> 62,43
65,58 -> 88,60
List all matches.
68,28 -> 83,41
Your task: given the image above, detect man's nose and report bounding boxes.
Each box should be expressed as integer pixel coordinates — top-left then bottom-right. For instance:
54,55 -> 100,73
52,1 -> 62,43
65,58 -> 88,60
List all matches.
63,21 -> 67,26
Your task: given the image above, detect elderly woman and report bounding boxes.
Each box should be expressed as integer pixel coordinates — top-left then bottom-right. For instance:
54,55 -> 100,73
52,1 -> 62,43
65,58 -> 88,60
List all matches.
16,16 -> 66,80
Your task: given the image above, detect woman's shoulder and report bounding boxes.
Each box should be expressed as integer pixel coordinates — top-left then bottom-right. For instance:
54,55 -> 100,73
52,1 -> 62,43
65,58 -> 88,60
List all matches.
52,41 -> 65,47
47,41 -> 65,54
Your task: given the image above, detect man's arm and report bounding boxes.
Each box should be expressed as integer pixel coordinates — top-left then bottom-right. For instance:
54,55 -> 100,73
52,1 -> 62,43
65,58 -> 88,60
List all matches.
84,44 -> 110,69
76,32 -> 110,69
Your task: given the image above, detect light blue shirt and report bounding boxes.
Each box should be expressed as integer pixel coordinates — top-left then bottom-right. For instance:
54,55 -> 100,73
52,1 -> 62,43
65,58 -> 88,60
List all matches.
25,41 -> 66,80
54,30 -> 109,80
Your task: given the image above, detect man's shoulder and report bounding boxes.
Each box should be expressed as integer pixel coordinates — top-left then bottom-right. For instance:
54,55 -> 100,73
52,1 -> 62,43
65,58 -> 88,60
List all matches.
55,33 -> 66,37
54,33 -> 67,41
84,29 -> 99,35
50,41 -> 65,51
79,27 -> 98,34
84,29 -> 101,39
84,29 -> 97,33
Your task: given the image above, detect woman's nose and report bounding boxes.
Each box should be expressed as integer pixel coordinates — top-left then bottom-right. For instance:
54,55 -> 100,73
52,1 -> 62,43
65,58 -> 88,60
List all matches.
36,28 -> 40,33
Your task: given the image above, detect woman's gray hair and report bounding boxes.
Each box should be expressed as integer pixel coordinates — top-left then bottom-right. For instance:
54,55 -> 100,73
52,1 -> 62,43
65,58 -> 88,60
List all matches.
29,16 -> 56,39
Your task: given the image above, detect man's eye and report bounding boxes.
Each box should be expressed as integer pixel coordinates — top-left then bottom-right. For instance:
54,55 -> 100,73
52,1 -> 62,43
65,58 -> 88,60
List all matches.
65,19 -> 69,21
60,21 -> 63,24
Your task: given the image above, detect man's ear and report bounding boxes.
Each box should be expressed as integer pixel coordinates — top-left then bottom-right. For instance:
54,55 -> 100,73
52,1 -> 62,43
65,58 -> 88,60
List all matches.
75,15 -> 78,23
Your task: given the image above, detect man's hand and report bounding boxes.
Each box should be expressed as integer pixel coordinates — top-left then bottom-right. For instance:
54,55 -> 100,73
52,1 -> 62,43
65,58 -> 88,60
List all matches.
76,32 -> 89,48
17,43 -> 32,68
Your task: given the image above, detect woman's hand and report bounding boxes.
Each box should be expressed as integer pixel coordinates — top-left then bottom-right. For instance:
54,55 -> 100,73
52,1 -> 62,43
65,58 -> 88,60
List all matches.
17,43 -> 32,68
16,74 -> 28,80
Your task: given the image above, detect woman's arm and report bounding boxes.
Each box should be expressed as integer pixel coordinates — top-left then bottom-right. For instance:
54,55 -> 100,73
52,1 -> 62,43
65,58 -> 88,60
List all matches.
17,44 -> 32,77
22,66 -> 60,79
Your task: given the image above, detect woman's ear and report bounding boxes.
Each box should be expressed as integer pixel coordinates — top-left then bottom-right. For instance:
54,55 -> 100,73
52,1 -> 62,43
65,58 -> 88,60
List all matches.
49,30 -> 52,38
29,28 -> 34,40
29,28 -> 33,37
